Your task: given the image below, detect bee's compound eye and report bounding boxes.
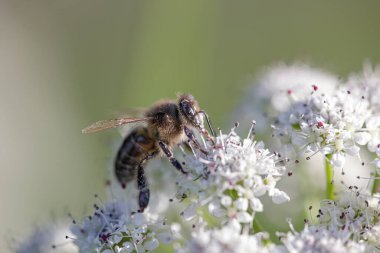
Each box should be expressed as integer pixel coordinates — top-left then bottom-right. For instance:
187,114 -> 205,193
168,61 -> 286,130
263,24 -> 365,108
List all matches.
181,101 -> 195,118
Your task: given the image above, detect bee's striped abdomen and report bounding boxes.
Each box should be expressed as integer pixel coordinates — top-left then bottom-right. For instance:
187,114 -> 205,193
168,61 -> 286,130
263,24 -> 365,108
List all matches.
114,126 -> 157,188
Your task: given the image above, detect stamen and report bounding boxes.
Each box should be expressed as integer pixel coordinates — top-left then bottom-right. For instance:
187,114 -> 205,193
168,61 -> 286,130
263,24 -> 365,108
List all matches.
308,206 -> 315,225
247,120 -> 256,139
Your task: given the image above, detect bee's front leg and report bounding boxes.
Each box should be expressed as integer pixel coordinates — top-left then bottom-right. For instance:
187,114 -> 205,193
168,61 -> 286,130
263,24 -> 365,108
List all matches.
158,141 -> 188,174
183,126 -> 208,155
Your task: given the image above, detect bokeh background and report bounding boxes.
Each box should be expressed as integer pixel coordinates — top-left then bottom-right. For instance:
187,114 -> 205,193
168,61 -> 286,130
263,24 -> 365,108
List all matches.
1,1 -> 380,252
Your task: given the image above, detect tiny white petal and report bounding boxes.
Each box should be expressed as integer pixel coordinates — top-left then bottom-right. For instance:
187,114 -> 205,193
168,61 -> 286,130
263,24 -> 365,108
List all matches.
331,152 -> 345,169
182,203 -> 198,221
236,212 -> 252,223
250,198 -> 263,212
208,202 -> 227,217
345,144 -> 360,156
374,158 -> 380,168
354,132 -> 371,145
234,198 -> 249,211
144,238 -> 159,251
220,195 -> 232,207
270,189 -> 290,204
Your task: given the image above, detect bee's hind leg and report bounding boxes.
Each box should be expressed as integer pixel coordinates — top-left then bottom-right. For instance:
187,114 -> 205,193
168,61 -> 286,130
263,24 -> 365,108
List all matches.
136,151 -> 158,212
137,165 -> 149,212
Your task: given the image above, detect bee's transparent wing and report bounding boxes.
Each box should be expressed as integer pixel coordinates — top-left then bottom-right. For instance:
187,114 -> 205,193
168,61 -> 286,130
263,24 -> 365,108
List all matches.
82,117 -> 151,134
112,107 -> 146,118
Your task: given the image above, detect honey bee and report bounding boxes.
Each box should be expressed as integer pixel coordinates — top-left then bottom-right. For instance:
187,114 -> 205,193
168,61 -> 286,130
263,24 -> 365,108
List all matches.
82,94 -> 215,212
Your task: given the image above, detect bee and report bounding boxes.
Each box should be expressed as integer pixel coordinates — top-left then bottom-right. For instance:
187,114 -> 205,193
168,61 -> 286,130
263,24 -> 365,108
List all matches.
82,94 -> 215,212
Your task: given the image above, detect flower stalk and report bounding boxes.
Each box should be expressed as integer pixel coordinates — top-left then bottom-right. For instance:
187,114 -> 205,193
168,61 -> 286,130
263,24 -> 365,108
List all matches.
252,218 -> 263,233
372,170 -> 380,194
325,154 -> 334,200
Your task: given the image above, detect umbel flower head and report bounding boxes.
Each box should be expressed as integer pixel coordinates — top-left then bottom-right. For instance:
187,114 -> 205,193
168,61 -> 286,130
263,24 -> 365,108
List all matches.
278,188 -> 380,253
71,198 -> 172,253
316,189 -> 380,249
272,84 -> 380,169
174,124 -> 290,225
179,220 -> 283,253
234,63 -> 339,132
278,220 -> 368,253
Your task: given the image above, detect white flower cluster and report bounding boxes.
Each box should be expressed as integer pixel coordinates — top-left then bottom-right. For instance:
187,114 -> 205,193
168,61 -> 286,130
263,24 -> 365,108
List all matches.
272,84 -> 380,169
175,128 -> 290,225
71,199 -> 172,253
235,63 -> 339,132
346,63 -> 380,112
179,221 -> 283,253
15,63 -> 380,253
278,222 -> 367,253
278,189 -> 380,253
346,63 -> 380,174
317,190 -> 380,249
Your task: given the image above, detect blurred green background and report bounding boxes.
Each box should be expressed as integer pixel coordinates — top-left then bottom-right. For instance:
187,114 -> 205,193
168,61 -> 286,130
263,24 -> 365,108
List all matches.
1,0 -> 380,252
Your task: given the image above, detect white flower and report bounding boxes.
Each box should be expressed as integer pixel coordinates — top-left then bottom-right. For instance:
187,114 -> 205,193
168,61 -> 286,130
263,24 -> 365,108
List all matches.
182,221 -> 283,253
278,222 -> 367,253
71,199 -> 172,253
273,85 -> 378,169
174,127 -> 289,225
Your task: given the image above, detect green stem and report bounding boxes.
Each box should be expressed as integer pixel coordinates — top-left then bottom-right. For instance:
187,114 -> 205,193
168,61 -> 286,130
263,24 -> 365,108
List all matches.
371,170 -> 379,194
325,154 -> 334,200
252,217 -> 263,232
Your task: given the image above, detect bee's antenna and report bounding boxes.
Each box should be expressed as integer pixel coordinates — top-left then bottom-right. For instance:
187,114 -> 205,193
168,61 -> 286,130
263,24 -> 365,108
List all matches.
198,110 -> 216,137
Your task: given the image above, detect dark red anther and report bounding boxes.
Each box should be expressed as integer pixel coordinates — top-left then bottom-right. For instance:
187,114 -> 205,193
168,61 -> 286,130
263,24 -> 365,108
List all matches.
99,233 -> 111,242
312,85 -> 318,91
287,89 -> 292,95
317,121 -> 324,128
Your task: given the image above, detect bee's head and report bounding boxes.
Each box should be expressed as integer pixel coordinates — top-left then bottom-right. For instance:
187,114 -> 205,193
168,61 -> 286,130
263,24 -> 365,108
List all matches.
178,94 -> 203,128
